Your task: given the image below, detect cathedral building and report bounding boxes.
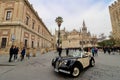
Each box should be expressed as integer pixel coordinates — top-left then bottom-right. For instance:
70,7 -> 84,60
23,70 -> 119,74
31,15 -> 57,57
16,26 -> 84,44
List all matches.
55,21 -> 97,49
0,0 -> 53,53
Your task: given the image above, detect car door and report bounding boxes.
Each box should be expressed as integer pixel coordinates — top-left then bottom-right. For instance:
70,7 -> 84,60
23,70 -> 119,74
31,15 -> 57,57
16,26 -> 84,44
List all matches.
80,52 -> 90,68
82,56 -> 89,68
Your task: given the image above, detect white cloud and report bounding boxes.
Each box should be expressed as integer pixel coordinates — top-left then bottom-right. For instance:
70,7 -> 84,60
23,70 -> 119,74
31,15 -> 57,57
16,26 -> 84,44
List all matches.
29,0 -> 115,37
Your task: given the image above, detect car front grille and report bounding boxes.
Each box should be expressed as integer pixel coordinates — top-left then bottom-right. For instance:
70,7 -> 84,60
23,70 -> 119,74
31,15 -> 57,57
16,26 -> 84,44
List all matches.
55,61 -> 59,69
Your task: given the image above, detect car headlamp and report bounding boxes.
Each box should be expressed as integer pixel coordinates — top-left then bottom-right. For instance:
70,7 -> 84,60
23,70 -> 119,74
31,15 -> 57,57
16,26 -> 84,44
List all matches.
62,60 -> 68,65
52,58 -> 56,62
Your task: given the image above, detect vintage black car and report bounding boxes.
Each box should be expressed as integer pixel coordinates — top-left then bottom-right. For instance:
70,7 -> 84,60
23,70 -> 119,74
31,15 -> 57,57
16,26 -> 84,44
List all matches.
52,50 -> 95,77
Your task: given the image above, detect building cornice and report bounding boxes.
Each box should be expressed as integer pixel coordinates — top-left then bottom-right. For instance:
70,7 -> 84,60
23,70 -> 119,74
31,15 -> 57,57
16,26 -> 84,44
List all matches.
0,22 -> 52,43
23,0 -> 52,36
109,0 -> 120,10
0,0 -> 52,36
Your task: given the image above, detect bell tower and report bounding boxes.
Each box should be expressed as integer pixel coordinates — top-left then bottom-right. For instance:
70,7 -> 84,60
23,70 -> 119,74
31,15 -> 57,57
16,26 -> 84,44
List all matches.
82,20 -> 87,33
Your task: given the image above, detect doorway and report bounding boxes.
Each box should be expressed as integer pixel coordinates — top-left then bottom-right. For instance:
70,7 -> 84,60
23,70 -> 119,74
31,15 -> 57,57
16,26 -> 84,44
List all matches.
1,38 -> 7,48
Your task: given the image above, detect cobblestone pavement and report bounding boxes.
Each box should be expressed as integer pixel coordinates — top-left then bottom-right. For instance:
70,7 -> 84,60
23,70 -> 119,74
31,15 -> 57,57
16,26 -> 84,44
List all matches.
0,51 -> 120,80
76,63 -> 120,80
81,52 -> 120,80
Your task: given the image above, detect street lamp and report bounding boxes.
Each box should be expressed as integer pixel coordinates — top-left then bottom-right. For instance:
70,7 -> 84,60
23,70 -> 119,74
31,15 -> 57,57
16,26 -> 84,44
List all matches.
11,34 -> 15,45
55,16 -> 63,47
80,41 -> 84,51
80,33 -> 84,51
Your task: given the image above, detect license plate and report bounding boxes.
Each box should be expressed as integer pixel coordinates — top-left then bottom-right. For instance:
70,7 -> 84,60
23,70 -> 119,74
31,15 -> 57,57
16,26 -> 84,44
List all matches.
54,68 -> 59,72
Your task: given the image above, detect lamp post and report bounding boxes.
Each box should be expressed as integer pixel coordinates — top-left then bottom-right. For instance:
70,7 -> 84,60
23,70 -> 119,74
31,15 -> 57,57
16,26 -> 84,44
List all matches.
80,33 -> 84,51
11,34 -> 15,45
55,16 -> 63,48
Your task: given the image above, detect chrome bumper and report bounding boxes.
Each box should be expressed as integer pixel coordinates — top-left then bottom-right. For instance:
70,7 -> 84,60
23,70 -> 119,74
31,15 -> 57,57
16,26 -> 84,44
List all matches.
54,68 -> 70,74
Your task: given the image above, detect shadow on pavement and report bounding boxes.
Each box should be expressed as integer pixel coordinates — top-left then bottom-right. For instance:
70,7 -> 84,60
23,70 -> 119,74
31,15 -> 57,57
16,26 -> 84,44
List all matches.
0,64 -> 15,66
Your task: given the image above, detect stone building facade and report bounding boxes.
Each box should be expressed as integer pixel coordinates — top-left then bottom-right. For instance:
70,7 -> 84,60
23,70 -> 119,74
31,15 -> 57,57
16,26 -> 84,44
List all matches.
109,0 -> 120,42
0,0 -> 53,53
55,21 -> 97,49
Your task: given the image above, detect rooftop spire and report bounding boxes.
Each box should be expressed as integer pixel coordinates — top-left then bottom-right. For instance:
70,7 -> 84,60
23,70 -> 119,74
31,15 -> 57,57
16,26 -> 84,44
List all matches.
82,20 -> 87,31
83,20 -> 85,27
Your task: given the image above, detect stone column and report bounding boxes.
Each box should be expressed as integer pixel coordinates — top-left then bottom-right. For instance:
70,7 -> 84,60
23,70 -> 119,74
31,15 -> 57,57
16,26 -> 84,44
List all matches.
26,47 -> 30,59
32,48 -> 36,57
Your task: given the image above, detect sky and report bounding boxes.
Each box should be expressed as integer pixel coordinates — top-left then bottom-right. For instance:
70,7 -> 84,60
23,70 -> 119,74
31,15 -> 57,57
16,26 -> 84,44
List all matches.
29,0 -> 116,37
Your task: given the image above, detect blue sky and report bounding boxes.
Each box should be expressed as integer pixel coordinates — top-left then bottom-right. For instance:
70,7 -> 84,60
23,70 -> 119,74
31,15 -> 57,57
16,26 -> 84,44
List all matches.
29,0 -> 116,37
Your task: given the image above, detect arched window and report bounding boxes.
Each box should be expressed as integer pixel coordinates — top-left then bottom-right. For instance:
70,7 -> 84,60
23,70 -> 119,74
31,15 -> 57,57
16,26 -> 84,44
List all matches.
1,38 -> 7,48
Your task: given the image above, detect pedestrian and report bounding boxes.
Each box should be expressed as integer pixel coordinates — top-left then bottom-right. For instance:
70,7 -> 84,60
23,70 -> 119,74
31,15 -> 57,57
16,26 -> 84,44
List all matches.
14,46 -> 19,61
66,48 -> 69,56
21,47 -> 26,61
94,47 -> 98,56
9,45 -> 14,62
88,47 -> 91,52
108,47 -> 111,55
58,46 -> 62,57
91,47 -> 95,57
103,47 -> 107,54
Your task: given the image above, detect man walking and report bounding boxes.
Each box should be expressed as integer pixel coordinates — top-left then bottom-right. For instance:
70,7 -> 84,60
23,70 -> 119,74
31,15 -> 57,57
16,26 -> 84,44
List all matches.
9,45 -> 14,62
58,46 -> 62,57
14,46 -> 19,61
66,48 -> 69,56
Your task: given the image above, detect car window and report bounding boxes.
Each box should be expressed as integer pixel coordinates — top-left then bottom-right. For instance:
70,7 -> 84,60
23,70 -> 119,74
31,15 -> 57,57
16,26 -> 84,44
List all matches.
68,50 -> 82,57
82,52 -> 88,57
82,52 -> 92,57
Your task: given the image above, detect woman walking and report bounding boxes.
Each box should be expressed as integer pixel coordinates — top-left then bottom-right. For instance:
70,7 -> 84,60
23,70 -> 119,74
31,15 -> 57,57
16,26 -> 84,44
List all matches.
21,47 -> 26,61
14,46 -> 19,61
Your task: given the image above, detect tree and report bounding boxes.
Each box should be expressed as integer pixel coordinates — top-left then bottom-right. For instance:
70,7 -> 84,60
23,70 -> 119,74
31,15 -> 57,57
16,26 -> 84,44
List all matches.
98,32 -> 115,47
99,33 -> 106,41
98,39 -> 115,47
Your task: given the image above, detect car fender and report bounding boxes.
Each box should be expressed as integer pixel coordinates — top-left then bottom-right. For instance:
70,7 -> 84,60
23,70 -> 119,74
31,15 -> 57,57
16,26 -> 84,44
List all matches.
89,57 -> 95,66
90,57 -> 95,62
52,57 -> 60,67
69,60 -> 83,70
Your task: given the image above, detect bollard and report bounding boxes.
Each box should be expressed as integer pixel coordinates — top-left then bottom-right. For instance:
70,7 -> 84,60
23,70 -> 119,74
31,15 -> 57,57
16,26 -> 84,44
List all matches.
32,48 -> 36,57
26,48 -> 30,59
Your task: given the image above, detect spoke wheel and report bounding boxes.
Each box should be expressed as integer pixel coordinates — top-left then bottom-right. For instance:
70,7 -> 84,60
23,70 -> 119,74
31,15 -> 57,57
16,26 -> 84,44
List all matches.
72,66 -> 80,77
90,59 -> 95,67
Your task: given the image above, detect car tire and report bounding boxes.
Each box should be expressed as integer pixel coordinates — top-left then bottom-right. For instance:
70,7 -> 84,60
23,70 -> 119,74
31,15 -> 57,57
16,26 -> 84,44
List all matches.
90,59 -> 95,67
71,66 -> 80,77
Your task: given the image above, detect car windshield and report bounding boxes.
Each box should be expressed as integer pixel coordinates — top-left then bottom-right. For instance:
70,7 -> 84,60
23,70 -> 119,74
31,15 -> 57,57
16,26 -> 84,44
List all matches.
68,50 -> 83,57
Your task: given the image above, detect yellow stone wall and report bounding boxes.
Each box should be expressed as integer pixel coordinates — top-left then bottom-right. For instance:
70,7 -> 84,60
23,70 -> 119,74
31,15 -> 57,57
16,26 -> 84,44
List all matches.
55,26 -> 97,49
0,0 -> 54,54
109,0 -> 120,40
